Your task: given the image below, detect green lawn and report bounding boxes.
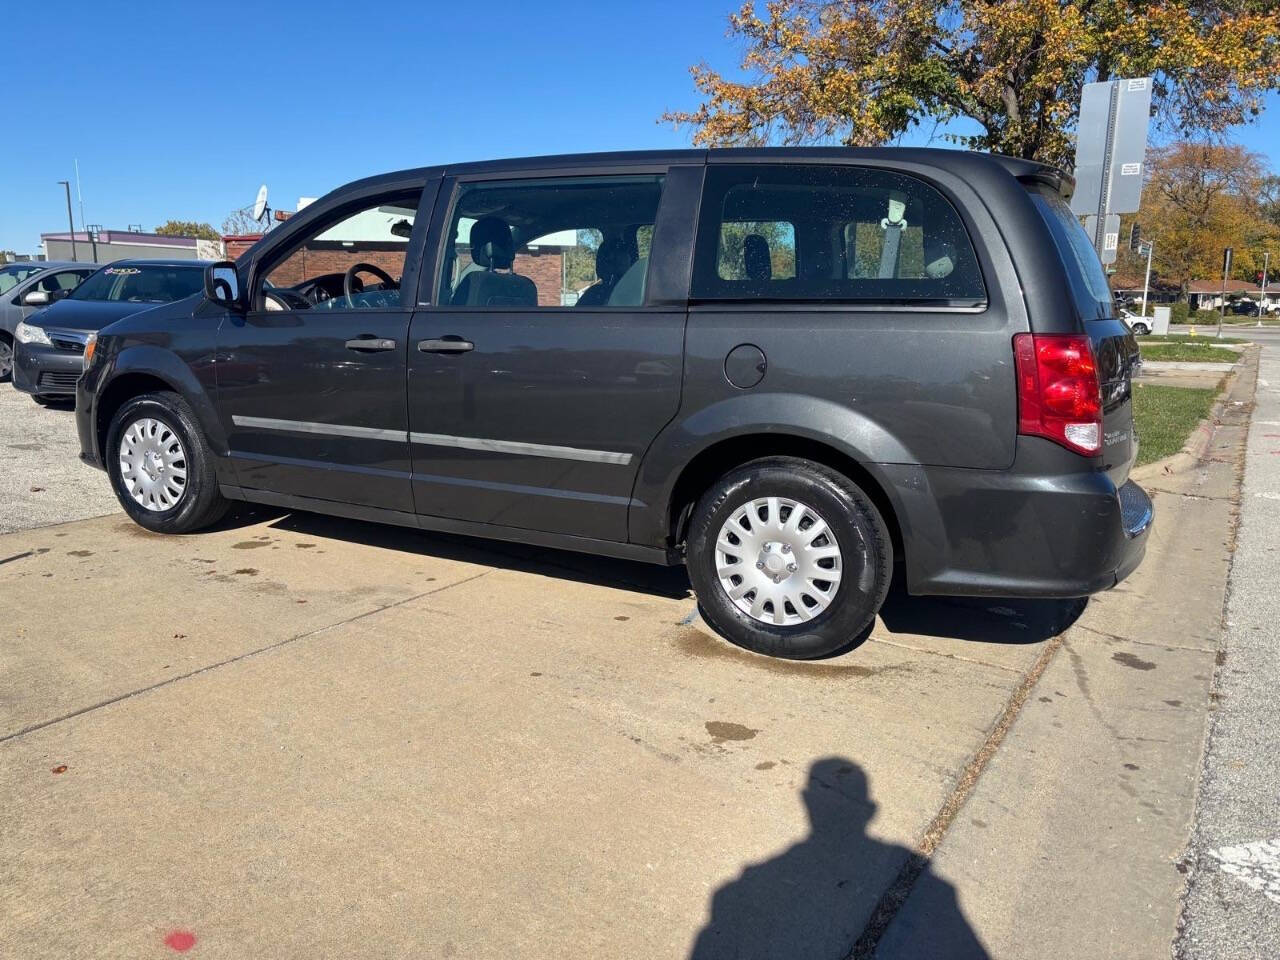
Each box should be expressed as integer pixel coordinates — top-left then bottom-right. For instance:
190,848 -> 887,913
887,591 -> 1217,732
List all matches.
1132,383 -> 1218,467
1139,334 -> 1246,345
1138,342 -> 1240,363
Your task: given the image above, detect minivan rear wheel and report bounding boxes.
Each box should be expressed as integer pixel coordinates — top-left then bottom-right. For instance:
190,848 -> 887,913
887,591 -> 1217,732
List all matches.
686,457 -> 892,659
106,391 -> 228,534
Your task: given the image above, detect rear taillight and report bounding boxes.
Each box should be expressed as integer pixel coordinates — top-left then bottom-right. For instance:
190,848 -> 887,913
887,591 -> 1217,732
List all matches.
1012,333 -> 1102,456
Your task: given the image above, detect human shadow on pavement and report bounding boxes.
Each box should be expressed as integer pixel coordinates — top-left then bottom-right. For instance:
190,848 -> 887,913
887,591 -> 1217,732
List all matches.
689,757 -> 991,960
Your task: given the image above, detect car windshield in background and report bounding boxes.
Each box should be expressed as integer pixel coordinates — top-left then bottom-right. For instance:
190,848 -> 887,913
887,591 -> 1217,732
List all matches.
0,263 -> 46,294
1028,187 -> 1115,321
71,265 -> 204,303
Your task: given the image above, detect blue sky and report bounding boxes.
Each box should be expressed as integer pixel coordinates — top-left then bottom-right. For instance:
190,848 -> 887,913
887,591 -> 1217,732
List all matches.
2,0 -> 1276,253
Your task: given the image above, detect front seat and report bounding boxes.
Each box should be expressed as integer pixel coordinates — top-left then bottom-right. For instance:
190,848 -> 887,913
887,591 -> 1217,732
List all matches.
575,237 -> 631,307
451,217 -> 538,307
743,234 -> 772,281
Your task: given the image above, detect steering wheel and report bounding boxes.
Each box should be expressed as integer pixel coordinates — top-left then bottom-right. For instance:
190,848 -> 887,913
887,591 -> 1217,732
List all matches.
343,263 -> 398,308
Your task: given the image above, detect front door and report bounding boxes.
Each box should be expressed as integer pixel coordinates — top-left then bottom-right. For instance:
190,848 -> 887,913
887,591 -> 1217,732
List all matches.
215,182 -> 433,514
407,172 -> 685,542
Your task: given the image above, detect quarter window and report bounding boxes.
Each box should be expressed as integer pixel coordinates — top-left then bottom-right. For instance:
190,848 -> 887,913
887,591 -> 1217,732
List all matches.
692,165 -> 985,304
438,176 -> 665,308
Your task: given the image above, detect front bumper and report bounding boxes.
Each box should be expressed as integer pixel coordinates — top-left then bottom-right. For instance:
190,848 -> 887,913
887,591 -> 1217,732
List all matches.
12,332 -> 89,398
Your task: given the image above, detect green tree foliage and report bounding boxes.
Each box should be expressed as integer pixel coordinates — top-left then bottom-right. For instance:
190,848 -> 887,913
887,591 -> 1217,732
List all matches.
664,1 -> 1280,168
1139,142 -> 1280,295
154,220 -> 220,241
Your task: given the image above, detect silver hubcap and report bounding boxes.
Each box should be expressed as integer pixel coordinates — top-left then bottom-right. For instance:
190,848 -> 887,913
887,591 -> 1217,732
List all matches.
715,496 -> 844,626
0,339 -> 11,379
119,417 -> 188,511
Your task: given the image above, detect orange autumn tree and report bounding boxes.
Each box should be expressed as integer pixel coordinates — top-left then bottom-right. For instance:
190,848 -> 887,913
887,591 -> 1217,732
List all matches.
664,0 -> 1280,168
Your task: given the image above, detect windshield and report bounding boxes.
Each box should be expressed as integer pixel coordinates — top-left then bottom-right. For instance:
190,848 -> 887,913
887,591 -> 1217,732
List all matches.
71,264 -> 204,304
0,264 -> 46,295
1028,188 -> 1114,320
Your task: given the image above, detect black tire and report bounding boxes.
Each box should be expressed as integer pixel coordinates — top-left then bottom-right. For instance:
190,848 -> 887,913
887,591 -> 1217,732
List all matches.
0,333 -> 12,384
106,391 -> 228,534
686,457 -> 893,659
1132,323 -> 1150,336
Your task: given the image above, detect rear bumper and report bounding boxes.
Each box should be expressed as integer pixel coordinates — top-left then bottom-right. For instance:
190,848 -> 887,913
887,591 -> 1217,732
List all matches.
887,438 -> 1153,598
12,340 -> 85,398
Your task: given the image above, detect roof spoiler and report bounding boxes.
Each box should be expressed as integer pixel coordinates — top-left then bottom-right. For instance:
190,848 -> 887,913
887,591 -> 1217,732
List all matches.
1018,166 -> 1075,202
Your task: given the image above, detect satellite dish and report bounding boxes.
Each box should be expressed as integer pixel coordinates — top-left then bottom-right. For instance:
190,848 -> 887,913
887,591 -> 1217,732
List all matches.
252,184 -> 269,223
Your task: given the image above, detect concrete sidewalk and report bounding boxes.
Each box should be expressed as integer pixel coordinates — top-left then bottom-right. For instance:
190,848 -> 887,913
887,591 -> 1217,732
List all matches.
876,351 -> 1257,958
0,362 -> 1253,958
0,509 -> 1052,959
1177,344 -> 1280,958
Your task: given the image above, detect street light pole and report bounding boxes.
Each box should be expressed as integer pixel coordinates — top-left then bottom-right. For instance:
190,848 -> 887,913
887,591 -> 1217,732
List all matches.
1140,240 -> 1154,319
57,180 -> 77,262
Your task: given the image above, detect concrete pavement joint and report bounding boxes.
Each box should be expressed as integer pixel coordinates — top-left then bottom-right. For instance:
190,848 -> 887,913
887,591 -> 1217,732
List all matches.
0,570 -> 491,747
865,636 -> 1024,675
847,623 -> 1071,959
1072,623 -> 1219,656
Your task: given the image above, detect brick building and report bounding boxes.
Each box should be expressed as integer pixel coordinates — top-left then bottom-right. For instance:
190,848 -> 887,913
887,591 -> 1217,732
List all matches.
223,201 -> 576,306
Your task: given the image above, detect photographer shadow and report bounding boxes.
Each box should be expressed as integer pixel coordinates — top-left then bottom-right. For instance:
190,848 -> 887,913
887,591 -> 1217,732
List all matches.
690,757 -> 990,960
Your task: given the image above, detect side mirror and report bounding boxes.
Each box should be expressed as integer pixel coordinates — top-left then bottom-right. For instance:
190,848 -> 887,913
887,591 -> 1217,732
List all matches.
23,290 -> 50,306
204,261 -> 242,310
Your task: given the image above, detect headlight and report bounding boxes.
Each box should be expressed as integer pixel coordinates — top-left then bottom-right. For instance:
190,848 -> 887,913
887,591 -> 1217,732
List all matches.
14,321 -> 51,346
82,332 -> 98,369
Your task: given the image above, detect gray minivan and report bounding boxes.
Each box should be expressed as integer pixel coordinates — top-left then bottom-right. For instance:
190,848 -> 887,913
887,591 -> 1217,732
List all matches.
75,149 -> 1151,659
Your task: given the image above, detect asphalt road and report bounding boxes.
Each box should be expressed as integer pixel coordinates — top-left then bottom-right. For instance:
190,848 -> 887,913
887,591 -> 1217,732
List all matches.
1176,340 -> 1280,958
0,359 -> 1255,959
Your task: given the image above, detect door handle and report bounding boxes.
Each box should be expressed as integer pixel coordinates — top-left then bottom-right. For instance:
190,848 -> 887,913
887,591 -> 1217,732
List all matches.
345,337 -> 397,352
418,337 -> 475,354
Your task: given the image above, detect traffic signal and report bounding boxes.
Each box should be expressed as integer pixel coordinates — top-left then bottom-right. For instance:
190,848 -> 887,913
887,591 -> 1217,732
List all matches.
1129,222 -> 1141,252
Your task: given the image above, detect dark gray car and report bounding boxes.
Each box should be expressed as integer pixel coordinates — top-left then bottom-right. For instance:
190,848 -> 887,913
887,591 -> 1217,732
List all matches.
0,260 -> 99,381
76,148 -> 1151,659
12,260 -> 206,401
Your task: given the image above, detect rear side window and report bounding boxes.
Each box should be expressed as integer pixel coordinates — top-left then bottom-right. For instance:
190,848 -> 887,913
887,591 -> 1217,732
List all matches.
438,175 -> 666,308
1028,188 -> 1114,320
692,165 -> 985,304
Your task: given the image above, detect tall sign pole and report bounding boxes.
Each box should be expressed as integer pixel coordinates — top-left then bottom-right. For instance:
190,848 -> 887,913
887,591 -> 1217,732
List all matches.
1072,77 -> 1153,267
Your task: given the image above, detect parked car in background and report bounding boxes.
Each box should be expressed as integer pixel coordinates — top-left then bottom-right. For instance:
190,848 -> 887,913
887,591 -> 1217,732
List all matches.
12,260 -> 206,403
1119,308 -> 1151,335
76,148 -> 1149,660
1226,299 -> 1260,317
0,260 -> 100,382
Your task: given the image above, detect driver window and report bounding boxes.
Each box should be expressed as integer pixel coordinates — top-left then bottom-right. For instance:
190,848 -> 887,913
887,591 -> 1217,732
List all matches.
259,192 -> 419,311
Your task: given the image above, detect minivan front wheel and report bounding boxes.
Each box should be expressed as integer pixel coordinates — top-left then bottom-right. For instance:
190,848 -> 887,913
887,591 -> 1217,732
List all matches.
686,457 -> 892,659
107,391 -> 228,533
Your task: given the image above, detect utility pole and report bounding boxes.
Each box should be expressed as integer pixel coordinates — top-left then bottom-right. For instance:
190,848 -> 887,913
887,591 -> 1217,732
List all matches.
74,160 -> 97,262
1261,252 -> 1270,327
57,180 -> 77,262
1218,247 -> 1232,340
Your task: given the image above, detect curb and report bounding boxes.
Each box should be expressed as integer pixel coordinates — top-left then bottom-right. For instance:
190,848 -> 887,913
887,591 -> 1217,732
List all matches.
1140,360 -> 1236,373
